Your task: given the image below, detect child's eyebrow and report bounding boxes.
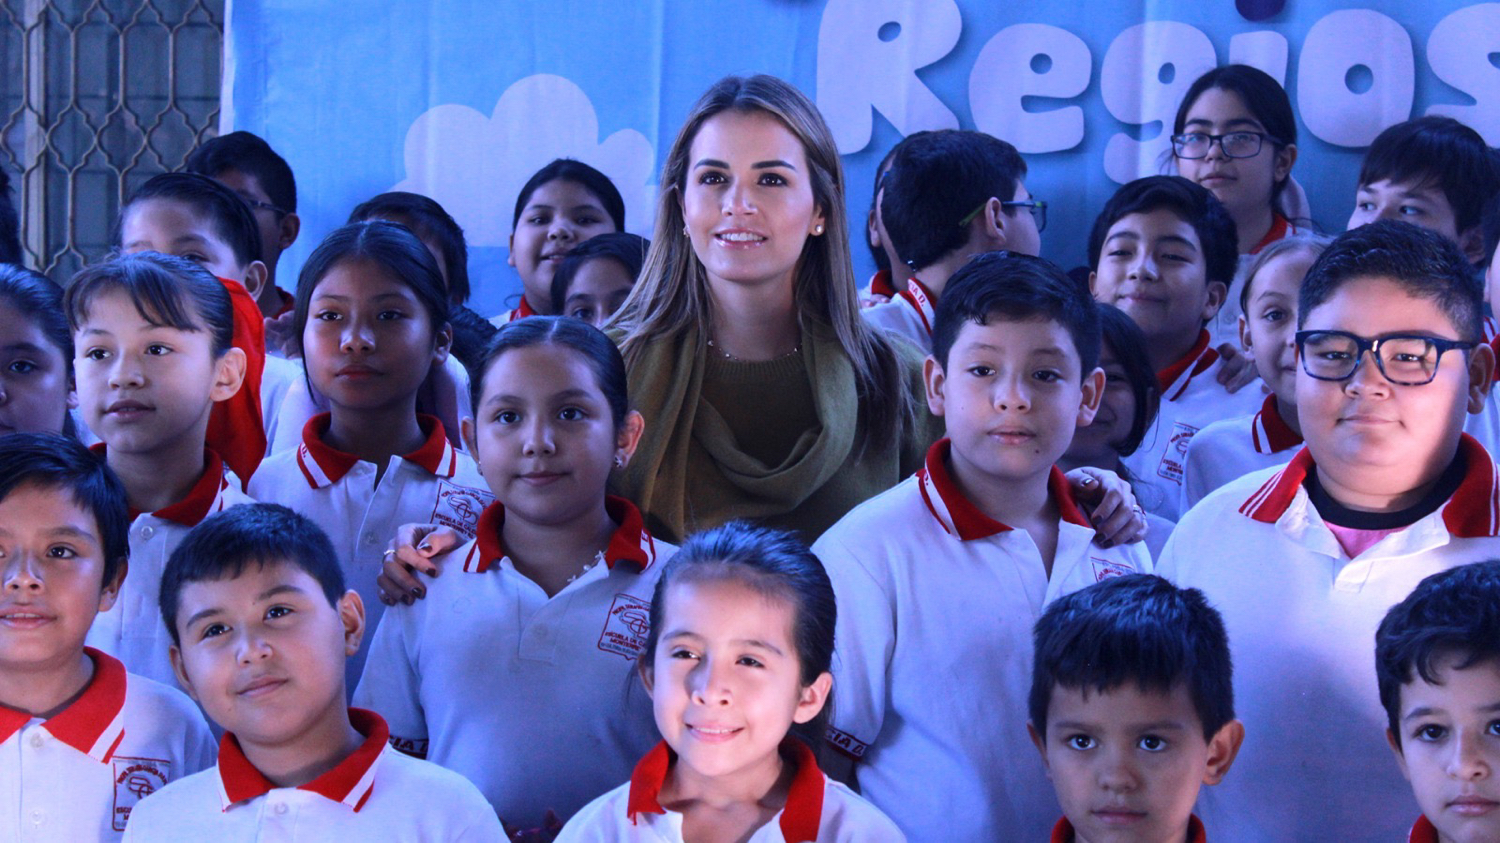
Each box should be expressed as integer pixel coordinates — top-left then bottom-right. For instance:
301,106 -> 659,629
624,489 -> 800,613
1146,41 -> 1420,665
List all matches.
39,525 -> 98,543
1154,234 -> 1200,252
182,606 -> 224,630
1184,117 -> 1264,131
2,341 -> 49,354
486,387 -> 595,407
734,638 -> 785,655
255,584 -> 308,602
1404,702 -> 1500,721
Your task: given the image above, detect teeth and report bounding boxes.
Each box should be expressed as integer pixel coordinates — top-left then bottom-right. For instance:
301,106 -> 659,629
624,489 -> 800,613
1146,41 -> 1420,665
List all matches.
719,232 -> 763,242
694,727 -> 736,734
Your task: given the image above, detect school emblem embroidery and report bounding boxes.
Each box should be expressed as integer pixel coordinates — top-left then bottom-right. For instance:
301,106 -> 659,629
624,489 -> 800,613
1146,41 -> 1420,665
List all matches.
1156,421 -> 1200,484
598,594 -> 652,660
430,481 -> 493,539
112,757 -> 170,830
1091,558 -> 1135,582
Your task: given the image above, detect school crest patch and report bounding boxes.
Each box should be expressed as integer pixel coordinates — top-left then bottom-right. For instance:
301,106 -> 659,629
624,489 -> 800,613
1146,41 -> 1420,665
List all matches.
1156,421 -> 1199,484
113,757 -> 170,830
430,481 -> 493,539
1091,558 -> 1135,582
598,593 -> 652,660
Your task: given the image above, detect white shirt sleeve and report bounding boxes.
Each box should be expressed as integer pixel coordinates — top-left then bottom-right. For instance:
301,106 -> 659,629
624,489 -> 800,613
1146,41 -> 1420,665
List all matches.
352,603 -> 429,757
814,531 -> 896,769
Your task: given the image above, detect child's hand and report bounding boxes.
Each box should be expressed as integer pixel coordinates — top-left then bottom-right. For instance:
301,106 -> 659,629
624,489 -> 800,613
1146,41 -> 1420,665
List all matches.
859,293 -> 890,308
263,312 -> 299,358
502,810 -> 563,842
376,523 -> 464,604
1214,343 -> 1259,394
1064,467 -> 1148,548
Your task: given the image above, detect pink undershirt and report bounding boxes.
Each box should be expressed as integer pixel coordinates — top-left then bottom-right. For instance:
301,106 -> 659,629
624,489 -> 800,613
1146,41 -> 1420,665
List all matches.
1325,522 -> 1403,557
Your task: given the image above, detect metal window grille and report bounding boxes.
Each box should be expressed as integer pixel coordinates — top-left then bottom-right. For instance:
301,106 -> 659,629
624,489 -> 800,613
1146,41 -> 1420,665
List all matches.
1,0 -> 224,281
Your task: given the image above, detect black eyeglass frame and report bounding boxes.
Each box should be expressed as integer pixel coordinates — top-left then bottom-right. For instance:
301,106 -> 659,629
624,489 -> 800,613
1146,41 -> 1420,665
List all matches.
1169,131 -> 1283,160
958,198 -> 1048,232
1294,329 -> 1478,386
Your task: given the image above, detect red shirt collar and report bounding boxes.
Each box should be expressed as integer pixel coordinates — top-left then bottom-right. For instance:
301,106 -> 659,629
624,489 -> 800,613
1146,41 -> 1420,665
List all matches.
217,708 -> 388,811
462,495 -> 659,574
295,413 -> 457,488
1487,318 -> 1500,383
625,738 -> 824,842
917,439 -> 1091,541
508,297 -> 539,321
273,287 -> 295,318
91,445 -> 232,526
896,277 -> 938,336
868,268 -> 897,300
1051,814 -> 1206,842
1155,330 -> 1218,400
1238,434 -> 1500,537
1408,815 -> 1439,843
1252,394 -> 1302,455
0,648 -> 128,763
1249,213 -> 1292,255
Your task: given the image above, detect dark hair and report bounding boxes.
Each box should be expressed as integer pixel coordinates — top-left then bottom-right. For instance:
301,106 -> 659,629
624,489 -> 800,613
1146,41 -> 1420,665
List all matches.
549,232 -> 649,314
1030,574 -> 1235,740
932,251 -> 1101,374
349,191 -> 471,305
1358,117 -> 1500,237
185,130 -> 297,214
1097,303 -> 1158,458
1299,220 -> 1483,341
118,172 -> 263,270
0,170 -> 19,265
1088,176 -> 1239,289
512,159 -> 625,232
0,432 -> 129,588
1482,189 -> 1500,269
0,264 -> 71,372
639,521 -> 836,752
865,140 -> 908,273
65,252 -> 235,357
1173,65 -> 1297,207
881,130 -> 1027,272
293,221 -> 451,351
1376,561 -> 1500,745
160,503 -> 345,647
470,316 -> 629,429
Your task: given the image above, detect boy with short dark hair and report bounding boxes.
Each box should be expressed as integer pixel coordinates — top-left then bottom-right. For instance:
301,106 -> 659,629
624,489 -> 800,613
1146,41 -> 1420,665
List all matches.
1029,573 -> 1243,843
1376,561 -> 1500,843
1089,175 -> 1264,520
0,432 -> 214,839
1158,220 -> 1500,841
863,130 -> 1040,349
124,503 -> 501,841
815,251 -> 1151,842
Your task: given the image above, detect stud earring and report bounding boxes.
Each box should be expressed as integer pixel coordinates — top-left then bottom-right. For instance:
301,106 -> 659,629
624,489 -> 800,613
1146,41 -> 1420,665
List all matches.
614,455 -> 625,468
813,224 -> 824,235
683,225 -> 689,236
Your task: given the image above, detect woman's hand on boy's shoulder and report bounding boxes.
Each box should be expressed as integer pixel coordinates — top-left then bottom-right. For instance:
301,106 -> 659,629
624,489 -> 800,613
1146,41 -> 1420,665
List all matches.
1064,467 -> 1148,548
377,523 -> 465,605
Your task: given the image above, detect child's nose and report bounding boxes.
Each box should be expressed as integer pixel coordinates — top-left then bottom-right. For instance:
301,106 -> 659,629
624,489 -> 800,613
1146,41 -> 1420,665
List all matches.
992,375 -> 1031,412
236,631 -> 274,665
1,553 -> 44,592
690,657 -> 732,706
1449,729 -> 1492,780
107,356 -> 145,389
520,417 -> 555,456
340,321 -> 375,353
1096,748 -> 1139,792
1343,349 -> 1393,396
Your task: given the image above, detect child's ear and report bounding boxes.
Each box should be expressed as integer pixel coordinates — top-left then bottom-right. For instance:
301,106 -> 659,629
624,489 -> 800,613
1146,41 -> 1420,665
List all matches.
1273,144 -> 1298,184
1387,728 -> 1412,781
460,416 -> 479,459
1466,342 -> 1496,414
242,260 -> 269,303
1027,722 -> 1051,773
636,658 -> 655,699
168,644 -> 199,702
791,671 -> 833,724
1201,280 -> 1228,322
337,589 -> 366,657
506,233 -> 517,268
1202,718 -> 1246,786
277,212 -> 301,252
97,558 -> 128,614
923,356 -> 947,417
615,410 -> 646,469
1088,270 -> 1099,298
1237,314 -> 1253,354
1076,366 -> 1106,427
210,347 -> 248,404
981,197 -> 1007,247
1460,224 -> 1487,267
430,323 -> 453,365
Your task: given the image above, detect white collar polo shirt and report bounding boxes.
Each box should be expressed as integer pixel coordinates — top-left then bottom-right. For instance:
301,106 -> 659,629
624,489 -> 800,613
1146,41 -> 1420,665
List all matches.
248,412 -> 492,690
121,708 -> 503,842
1155,434 -> 1500,843
0,648 -> 215,841
811,439 -> 1152,843
1121,329 -> 1266,521
352,496 -> 673,830
556,739 -> 904,843
860,276 -> 936,351
1461,319 -> 1500,458
1179,393 -> 1302,514
86,447 -> 254,688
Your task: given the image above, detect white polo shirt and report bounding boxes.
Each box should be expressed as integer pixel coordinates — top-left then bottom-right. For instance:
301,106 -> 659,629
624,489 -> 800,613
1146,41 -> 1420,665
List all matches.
488,297 -> 538,327
556,739 -> 904,843
122,708 -> 503,842
0,649 -> 215,841
1121,330 -> 1265,521
1179,394 -> 1302,514
861,276 -> 935,351
353,496 -> 672,829
1156,434 -> 1500,843
1461,327 -> 1500,457
259,353 -> 300,457
248,413 -> 492,688
812,439 -> 1153,843
86,448 -> 254,688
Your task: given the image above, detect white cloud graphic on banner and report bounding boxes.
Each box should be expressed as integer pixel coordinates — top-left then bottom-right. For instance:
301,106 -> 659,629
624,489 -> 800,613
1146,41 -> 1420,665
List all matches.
395,74 -> 655,247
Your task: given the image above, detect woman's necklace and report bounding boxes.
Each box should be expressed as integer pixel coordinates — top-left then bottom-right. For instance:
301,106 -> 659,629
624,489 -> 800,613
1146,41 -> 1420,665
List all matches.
706,337 -> 801,362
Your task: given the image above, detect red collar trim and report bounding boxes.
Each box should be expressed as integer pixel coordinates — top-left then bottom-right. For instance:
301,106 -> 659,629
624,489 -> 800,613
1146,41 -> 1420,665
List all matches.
625,739 -> 824,841
0,648 -> 127,762
462,495 -> 658,574
895,277 -> 938,336
917,439 -> 1091,541
295,413 -> 456,488
1239,434 -> 1500,537
1251,394 -> 1302,455
273,287 -> 295,318
217,708 -> 388,812
93,445 -> 231,526
1408,815 -> 1438,843
1488,319 -> 1500,384
508,297 -> 539,321
868,268 -> 897,299
1249,213 -> 1292,255
1155,330 -> 1217,400
1051,814 -> 1205,843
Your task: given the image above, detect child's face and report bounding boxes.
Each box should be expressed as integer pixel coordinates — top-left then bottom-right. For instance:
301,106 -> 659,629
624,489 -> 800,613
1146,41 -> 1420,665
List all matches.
121,199 -> 251,285
464,343 -> 641,528
303,258 -> 450,417
1091,209 -> 1225,355
644,576 -> 830,789
170,560 -> 362,748
1239,251 -> 1314,406
1296,277 -> 1489,501
926,317 -> 1104,486
508,180 -> 616,308
1032,683 -> 1241,843
561,258 -> 635,329
1065,342 -> 1137,468
210,168 -> 291,270
0,484 -> 122,675
1349,178 -> 1463,245
74,289 -> 243,457
0,301 -> 74,436
1176,87 -> 1294,222
1391,655 -> 1500,843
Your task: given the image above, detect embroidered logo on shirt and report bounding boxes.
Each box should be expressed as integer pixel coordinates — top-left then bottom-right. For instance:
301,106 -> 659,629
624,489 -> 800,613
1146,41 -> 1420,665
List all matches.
113,757 -> 171,830
1091,558 -> 1136,582
429,481 -> 494,539
1157,421 -> 1200,484
826,726 -> 868,759
388,734 -> 430,759
598,593 -> 652,660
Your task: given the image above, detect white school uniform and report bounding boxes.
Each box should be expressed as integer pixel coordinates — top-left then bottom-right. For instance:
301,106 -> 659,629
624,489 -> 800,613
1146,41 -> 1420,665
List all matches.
122,708 -> 503,842
86,448 -> 254,688
1179,393 -> 1302,514
353,496 -> 671,829
1462,326 -> 1500,457
557,739 -> 906,843
1121,329 -> 1265,521
812,439 -> 1153,843
861,277 -> 935,351
488,297 -> 538,327
0,649 -> 214,841
259,352 -> 299,456
1156,435 -> 1500,843
248,413 -> 492,688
